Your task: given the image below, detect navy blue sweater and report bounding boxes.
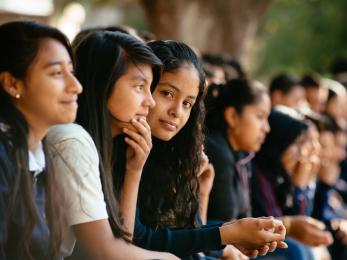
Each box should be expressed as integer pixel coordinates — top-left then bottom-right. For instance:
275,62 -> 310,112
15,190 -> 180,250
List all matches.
133,207 -> 224,259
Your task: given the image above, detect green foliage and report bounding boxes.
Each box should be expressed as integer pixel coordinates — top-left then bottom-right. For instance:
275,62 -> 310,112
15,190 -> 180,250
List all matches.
254,0 -> 347,78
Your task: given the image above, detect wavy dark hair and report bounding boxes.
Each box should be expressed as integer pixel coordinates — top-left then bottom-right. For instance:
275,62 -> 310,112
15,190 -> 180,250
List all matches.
0,20 -> 69,259
73,31 -> 162,239
138,40 -> 206,229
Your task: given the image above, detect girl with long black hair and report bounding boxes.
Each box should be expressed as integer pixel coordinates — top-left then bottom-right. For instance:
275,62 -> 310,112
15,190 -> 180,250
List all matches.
46,31 -> 177,259
132,40 -> 287,259
0,20 -> 82,259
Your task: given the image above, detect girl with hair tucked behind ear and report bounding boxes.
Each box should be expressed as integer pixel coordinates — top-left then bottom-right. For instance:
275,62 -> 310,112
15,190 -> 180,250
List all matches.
45,31 -> 177,259
0,20 -> 82,259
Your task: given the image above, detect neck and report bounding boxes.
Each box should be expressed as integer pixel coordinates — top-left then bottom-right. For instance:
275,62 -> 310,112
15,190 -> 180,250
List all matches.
226,128 -> 239,151
28,125 -> 47,151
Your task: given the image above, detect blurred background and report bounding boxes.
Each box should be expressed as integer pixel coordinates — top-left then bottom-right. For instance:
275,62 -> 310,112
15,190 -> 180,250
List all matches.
1,0 -> 346,81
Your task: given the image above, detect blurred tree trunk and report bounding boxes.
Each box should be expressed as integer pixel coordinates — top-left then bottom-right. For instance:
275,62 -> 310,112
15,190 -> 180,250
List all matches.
140,0 -> 271,62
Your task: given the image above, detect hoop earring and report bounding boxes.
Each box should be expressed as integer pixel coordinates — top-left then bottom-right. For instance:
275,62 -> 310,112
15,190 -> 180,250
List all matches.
15,93 -> 20,99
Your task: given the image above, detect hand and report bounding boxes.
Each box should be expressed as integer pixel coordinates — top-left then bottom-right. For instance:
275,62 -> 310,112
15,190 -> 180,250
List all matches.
287,215 -> 333,246
222,245 -> 250,259
220,217 -> 287,250
123,118 -> 152,173
331,219 -> 347,245
198,163 -> 215,198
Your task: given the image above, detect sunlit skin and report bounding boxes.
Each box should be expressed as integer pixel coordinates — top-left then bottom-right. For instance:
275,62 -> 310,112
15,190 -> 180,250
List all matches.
271,86 -> 306,110
147,65 -> 199,141
1,38 -> 82,150
107,63 -> 155,137
226,94 -> 271,152
147,66 -> 288,256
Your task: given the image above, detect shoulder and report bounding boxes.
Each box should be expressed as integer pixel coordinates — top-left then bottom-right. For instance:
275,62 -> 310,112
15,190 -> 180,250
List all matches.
46,123 -> 91,144
205,132 -> 234,161
45,124 -> 99,169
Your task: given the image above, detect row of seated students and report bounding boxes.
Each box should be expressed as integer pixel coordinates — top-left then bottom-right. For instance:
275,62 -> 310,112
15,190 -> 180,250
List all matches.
203,55 -> 347,260
3,20 -> 347,260
0,20 -> 287,259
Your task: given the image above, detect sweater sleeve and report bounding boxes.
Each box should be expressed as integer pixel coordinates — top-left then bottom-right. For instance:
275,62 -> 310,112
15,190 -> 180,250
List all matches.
133,209 -> 225,258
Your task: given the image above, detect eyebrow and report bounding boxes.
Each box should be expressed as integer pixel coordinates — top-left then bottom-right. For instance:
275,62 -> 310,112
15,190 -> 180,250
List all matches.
43,60 -> 72,69
130,75 -> 150,83
159,82 -> 197,100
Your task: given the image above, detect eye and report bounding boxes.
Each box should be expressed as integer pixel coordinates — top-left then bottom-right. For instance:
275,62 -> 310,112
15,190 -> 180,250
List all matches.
50,70 -> 63,77
183,100 -> 193,109
161,90 -> 173,98
135,85 -> 144,92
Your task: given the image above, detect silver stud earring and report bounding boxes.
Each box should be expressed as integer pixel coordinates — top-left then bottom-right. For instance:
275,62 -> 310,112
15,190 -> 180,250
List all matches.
15,93 -> 20,99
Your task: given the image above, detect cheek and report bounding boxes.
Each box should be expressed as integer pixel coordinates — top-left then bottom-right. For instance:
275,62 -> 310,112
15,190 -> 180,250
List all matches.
178,112 -> 191,131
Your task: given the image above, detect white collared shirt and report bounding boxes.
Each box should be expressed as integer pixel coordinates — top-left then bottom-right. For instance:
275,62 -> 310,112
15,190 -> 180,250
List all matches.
29,141 -> 46,177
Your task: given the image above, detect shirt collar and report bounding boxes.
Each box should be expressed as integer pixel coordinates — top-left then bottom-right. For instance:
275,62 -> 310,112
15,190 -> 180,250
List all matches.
29,141 -> 45,177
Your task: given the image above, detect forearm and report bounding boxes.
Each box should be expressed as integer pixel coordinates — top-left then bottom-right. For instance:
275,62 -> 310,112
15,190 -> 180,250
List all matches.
199,194 -> 209,225
120,169 -> 141,238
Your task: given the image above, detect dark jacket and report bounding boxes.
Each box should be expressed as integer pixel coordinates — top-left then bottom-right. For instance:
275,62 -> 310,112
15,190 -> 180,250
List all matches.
205,131 -> 252,222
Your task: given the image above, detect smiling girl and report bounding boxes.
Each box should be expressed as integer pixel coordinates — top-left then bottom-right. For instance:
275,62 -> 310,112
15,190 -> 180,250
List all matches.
0,21 -> 82,259
45,31 -> 177,259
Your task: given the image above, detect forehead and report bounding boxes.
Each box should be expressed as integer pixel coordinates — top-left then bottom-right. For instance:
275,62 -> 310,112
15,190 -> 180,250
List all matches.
245,93 -> 271,111
158,66 -> 200,96
122,62 -> 153,80
32,38 -> 71,67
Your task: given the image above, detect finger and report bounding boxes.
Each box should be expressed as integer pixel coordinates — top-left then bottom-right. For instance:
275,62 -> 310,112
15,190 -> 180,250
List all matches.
259,245 -> 269,256
277,241 -> 288,248
123,128 -> 150,153
268,241 -> 277,252
130,119 -> 152,145
238,247 -> 258,258
124,137 -> 145,156
308,218 -> 326,230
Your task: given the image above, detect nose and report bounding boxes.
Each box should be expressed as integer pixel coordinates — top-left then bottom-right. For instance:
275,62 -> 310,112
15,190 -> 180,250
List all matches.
169,101 -> 183,118
66,70 -> 83,95
144,89 -> 156,109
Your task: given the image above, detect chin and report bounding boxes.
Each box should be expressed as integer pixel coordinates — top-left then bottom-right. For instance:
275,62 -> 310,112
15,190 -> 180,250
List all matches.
153,131 -> 174,142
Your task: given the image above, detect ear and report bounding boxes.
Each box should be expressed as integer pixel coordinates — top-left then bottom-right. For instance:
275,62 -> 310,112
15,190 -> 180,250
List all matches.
0,72 -> 23,99
224,106 -> 239,129
271,90 -> 283,106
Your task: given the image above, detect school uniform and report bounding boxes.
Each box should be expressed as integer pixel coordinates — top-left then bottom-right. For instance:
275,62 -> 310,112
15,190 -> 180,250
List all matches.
45,123 -> 108,258
0,127 -> 49,259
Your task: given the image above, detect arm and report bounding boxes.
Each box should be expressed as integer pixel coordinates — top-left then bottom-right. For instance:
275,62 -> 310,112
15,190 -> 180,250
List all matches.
73,219 -> 178,260
199,163 -> 215,224
197,151 -> 215,224
133,209 -> 224,257
46,125 -> 176,259
120,118 -> 152,238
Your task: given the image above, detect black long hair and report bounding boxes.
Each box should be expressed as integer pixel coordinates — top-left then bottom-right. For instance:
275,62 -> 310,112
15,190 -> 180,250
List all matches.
0,20 -> 70,259
138,40 -> 206,229
73,31 -> 162,239
253,107 -> 308,212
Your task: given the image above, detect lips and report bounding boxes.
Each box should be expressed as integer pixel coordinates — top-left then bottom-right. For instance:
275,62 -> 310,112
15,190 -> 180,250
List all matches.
135,113 -> 148,121
159,119 -> 178,131
60,99 -> 78,107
